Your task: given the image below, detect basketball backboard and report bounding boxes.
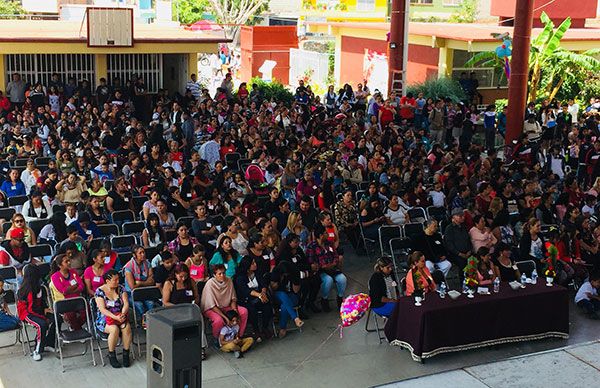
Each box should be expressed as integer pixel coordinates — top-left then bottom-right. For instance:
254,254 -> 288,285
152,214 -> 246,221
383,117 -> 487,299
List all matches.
87,7 -> 134,47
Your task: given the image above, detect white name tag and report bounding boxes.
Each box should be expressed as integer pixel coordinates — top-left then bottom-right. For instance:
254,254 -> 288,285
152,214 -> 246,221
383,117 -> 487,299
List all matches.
93,276 -> 102,283
206,223 -> 212,227
124,197 -> 129,202
104,256 -> 111,264
328,232 -> 335,238
391,281 -> 397,287
313,185 -> 317,190
106,300 -> 115,307
85,229 -> 92,235
191,269 -> 198,276
186,193 -> 192,198
11,185 -> 16,190
435,240 -> 441,245
70,279 -> 77,286
185,290 -> 193,296
292,257 -> 297,263
263,254 -> 270,261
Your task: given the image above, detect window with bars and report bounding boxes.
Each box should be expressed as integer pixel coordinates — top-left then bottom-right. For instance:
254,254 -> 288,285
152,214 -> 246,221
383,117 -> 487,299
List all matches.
4,54 -> 96,90
107,54 -> 162,93
410,0 -> 434,4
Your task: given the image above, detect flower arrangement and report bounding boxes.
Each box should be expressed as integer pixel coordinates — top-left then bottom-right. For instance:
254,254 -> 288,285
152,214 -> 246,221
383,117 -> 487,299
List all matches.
544,243 -> 558,278
463,256 -> 479,289
412,268 -> 424,295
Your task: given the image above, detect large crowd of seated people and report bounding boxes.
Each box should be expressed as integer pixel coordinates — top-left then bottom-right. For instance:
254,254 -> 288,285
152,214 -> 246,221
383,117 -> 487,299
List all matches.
1,71 -> 600,367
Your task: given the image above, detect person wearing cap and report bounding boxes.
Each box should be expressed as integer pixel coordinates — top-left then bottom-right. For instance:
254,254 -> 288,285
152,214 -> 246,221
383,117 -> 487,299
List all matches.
22,189 -> 53,223
0,228 -> 31,269
444,208 -> 472,282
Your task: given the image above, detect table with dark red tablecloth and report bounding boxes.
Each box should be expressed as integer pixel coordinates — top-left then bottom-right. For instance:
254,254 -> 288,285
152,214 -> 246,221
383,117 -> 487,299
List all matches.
383,282 -> 569,362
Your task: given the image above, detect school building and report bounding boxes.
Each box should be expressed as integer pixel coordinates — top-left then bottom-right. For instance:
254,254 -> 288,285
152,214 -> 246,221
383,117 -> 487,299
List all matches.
0,18 -> 230,94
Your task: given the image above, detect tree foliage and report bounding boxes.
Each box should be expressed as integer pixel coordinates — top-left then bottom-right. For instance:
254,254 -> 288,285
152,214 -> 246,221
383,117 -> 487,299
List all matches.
174,0 -> 211,25
464,11 -> 600,103
0,0 -> 25,17
407,77 -> 466,103
207,0 -> 269,42
448,0 -> 478,24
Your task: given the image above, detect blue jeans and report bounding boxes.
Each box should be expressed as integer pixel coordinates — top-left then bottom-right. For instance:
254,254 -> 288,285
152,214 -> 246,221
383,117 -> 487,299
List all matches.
0,311 -> 19,332
129,294 -> 156,321
274,291 -> 298,329
372,302 -> 396,318
319,272 -> 347,299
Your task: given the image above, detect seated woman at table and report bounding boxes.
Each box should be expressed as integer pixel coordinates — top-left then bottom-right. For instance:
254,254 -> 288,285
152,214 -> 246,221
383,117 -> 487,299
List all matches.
405,251 -> 436,297
368,257 -> 400,317
493,243 -> 521,282
476,247 -> 500,286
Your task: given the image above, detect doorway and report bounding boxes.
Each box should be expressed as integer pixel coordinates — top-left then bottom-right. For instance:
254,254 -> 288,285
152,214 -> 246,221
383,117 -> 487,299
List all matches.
162,54 -> 188,97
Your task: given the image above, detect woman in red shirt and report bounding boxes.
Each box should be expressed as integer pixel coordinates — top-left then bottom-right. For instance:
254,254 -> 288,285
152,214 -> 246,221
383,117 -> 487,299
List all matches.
378,99 -> 395,129
219,133 -> 237,160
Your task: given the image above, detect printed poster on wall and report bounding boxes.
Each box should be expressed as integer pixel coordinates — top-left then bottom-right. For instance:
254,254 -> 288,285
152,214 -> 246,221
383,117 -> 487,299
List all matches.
363,49 -> 388,97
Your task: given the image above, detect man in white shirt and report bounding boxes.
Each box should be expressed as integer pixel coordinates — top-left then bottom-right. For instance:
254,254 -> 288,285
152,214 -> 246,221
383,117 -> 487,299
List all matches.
568,98 -> 579,124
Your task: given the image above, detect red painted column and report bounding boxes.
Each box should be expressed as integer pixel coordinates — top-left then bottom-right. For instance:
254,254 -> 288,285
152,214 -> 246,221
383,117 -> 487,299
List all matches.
387,0 -> 408,95
505,0 -> 534,145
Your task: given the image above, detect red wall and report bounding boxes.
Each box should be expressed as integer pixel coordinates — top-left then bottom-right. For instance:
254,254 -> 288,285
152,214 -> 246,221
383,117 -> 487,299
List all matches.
491,0 -> 597,27
340,36 -> 439,88
240,26 -> 298,84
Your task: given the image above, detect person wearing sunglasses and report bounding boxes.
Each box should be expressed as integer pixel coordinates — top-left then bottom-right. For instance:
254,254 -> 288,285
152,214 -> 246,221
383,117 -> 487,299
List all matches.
7,214 -> 37,246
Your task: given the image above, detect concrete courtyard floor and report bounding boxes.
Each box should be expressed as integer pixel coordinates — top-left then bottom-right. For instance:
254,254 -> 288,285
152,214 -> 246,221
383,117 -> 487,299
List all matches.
0,246 -> 598,388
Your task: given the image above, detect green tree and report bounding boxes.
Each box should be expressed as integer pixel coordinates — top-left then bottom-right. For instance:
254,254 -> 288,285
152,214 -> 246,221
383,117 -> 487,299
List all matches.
448,0 -> 478,24
173,0 -> 211,24
464,11 -> 600,103
0,0 -> 25,18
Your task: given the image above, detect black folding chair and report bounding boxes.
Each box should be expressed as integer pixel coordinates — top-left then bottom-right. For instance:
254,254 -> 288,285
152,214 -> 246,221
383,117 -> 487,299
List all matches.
111,235 -> 137,252
515,260 -> 537,278
132,196 -> 148,216
389,237 -> 412,279
378,225 -> 402,256
29,244 -> 53,261
8,195 -> 28,207
88,238 -> 106,253
0,207 -> 15,221
112,210 -> 135,225
407,207 -> 427,224
426,206 -> 448,222
402,222 -> 424,240
0,266 -> 17,292
13,158 -> 29,167
28,219 -> 48,238
122,221 -> 145,237
35,157 -> 51,165
1,221 -> 11,235
52,204 -> 66,214
177,216 -> 194,229
98,224 -> 119,238
144,246 -> 160,263
0,289 -> 27,355
53,297 -> 97,372
131,286 -> 162,357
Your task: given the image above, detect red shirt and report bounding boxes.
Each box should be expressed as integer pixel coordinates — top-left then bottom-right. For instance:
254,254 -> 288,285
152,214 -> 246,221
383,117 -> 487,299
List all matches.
399,96 -> 416,119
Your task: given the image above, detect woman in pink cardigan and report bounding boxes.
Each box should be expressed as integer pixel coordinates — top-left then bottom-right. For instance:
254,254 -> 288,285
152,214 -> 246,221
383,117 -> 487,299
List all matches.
50,253 -> 86,330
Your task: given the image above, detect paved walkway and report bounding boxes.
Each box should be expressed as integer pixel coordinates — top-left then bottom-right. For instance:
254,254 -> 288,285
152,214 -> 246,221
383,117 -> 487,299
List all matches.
382,340 -> 600,388
0,246 -> 597,387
